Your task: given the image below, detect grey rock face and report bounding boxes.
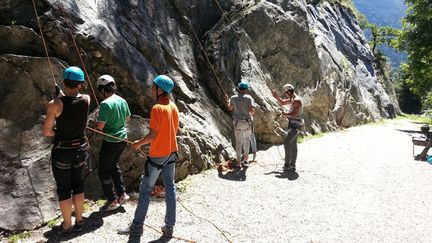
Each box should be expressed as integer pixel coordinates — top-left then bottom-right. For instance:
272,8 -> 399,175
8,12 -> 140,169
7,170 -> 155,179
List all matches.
202,0 -> 399,140
0,0 -> 399,230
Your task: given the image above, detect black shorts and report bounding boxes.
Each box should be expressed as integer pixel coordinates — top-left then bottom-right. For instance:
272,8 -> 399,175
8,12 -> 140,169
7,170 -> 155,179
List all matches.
51,143 -> 88,201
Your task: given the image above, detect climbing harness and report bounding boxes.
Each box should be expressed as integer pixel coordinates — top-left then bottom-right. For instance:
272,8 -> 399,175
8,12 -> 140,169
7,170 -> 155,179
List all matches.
144,152 -> 178,176
52,137 -> 87,150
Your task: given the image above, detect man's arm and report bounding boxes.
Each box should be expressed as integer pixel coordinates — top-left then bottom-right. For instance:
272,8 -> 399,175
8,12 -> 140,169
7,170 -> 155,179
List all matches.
95,101 -> 108,130
132,129 -> 157,149
271,90 -> 291,106
42,100 -> 59,137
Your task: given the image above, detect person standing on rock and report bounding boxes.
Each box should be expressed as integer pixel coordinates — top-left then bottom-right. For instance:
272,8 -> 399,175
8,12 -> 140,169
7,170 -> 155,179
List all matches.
95,74 -> 131,211
226,81 -> 256,168
118,75 -> 179,239
271,84 -> 303,172
42,66 -> 90,234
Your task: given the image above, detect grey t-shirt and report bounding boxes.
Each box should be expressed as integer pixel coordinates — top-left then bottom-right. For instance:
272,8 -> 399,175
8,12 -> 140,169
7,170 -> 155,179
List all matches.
230,93 -> 255,121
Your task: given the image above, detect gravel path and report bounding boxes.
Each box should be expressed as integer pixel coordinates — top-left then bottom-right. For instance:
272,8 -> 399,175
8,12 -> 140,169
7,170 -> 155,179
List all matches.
13,119 -> 432,243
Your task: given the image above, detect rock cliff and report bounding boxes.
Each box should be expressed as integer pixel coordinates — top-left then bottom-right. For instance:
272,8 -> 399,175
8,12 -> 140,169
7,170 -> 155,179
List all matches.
0,0 -> 399,231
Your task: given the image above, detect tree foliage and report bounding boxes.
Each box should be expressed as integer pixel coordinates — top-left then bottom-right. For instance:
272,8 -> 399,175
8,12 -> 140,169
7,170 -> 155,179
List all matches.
398,0 -> 432,96
367,23 -> 400,54
395,64 -> 422,113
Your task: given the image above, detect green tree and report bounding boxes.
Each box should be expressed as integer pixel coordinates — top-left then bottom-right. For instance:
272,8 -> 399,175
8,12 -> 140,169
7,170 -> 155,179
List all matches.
396,64 -> 422,113
398,0 -> 432,96
367,23 -> 400,54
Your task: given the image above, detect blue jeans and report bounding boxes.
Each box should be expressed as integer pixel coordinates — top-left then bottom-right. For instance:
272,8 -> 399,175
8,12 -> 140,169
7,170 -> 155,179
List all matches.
132,153 -> 177,228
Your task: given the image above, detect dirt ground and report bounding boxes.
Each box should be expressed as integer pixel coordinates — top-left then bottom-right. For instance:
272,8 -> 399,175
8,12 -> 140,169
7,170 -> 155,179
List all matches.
7,119 -> 432,243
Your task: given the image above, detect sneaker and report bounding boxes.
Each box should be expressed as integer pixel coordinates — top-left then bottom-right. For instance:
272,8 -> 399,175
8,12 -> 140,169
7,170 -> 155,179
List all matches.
161,226 -> 173,238
118,192 -> 130,205
242,160 -> 249,166
118,224 -> 143,236
99,199 -> 120,211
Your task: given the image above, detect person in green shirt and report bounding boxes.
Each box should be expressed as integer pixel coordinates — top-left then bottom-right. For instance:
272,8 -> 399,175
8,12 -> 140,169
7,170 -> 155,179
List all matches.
95,74 -> 131,211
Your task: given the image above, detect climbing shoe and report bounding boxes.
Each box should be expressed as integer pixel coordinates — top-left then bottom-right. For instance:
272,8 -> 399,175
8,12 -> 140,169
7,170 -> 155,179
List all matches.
100,199 -> 120,211
118,192 -> 130,205
242,160 -> 249,167
118,224 -> 143,236
161,226 -> 173,238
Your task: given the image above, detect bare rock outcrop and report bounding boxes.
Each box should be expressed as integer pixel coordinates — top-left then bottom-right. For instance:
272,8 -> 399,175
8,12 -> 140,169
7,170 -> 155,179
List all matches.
0,0 -> 399,231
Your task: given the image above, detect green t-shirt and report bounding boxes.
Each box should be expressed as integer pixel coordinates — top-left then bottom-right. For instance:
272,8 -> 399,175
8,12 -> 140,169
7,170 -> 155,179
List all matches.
98,94 -> 131,142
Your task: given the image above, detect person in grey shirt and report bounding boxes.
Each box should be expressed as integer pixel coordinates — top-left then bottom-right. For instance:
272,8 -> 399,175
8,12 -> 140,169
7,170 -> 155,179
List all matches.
225,81 -> 256,168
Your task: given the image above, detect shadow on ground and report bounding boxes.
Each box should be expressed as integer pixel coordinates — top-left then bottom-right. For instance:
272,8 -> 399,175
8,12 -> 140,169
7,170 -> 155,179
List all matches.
396,129 -> 423,134
264,170 -> 299,181
218,167 -> 247,181
43,207 -> 126,242
127,235 -> 171,243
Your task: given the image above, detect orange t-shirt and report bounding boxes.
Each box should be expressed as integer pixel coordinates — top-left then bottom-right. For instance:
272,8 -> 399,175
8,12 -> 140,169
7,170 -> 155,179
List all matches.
149,97 -> 179,157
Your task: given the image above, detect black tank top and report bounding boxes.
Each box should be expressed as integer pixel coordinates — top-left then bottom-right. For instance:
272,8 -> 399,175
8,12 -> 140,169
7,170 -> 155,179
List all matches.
54,95 -> 89,141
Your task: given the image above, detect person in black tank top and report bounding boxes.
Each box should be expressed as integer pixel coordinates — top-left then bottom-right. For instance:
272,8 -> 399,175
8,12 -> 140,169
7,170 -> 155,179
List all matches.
43,67 -> 90,234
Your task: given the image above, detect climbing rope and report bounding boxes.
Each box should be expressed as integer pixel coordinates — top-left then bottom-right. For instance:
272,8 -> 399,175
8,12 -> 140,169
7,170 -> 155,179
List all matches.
211,0 -> 252,56
31,0 -> 57,86
57,4 -> 100,107
144,223 -> 197,243
184,18 -> 227,97
177,198 -> 233,243
86,127 -> 147,157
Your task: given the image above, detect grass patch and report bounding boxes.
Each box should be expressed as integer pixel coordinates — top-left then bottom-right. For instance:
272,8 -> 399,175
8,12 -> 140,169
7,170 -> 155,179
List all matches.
47,217 -> 60,228
83,201 -> 92,212
95,199 -> 106,206
369,118 -> 389,125
397,113 -> 432,124
177,178 -> 193,192
298,132 -> 325,143
8,231 -> 31,243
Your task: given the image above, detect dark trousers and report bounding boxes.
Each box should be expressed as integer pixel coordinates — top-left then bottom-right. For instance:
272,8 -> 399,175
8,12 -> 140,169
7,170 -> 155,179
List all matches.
51,144 -> 87,201
98,140 -> 127,201
283,126 -> 298,167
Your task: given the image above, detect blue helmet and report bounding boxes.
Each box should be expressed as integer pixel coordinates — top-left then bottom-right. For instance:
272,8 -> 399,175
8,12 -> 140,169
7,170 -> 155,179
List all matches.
153,75 -> 174,93
238,81 -> 249,90
63,66 -> 85,82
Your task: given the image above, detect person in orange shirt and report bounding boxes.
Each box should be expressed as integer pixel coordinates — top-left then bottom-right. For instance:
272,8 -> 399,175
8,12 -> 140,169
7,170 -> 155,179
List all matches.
118,75 -> 179,239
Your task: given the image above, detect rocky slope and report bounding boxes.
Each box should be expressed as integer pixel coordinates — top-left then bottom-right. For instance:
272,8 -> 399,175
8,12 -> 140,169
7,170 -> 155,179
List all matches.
0,0 -> 399,231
